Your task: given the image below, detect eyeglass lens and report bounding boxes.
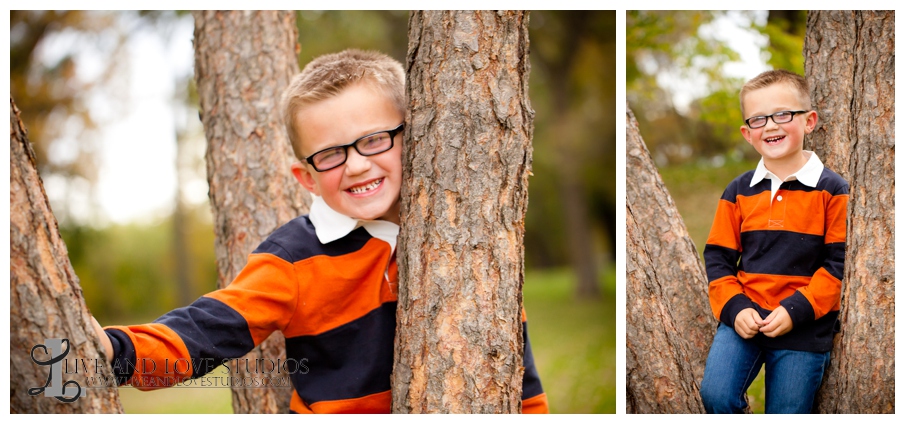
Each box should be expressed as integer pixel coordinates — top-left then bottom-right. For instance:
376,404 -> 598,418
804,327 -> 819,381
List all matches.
311,131 -> 394,170
748,111 -> 797,128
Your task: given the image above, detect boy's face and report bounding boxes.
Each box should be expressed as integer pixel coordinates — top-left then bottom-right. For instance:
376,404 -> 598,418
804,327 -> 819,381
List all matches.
290,83 -> 403,224
740,82 -> 818,166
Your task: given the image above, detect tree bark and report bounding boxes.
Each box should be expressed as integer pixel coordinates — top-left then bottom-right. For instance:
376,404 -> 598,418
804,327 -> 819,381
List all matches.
625,105 -> 714,413
804,10 -> 895,414
392,10 -> 533,413
192,11 -> 309,414
10,97 -> 123,413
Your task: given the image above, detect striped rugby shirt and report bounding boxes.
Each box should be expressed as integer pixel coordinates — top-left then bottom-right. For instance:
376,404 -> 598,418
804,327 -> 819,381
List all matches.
703,152 -> 848,352
104,196 -> 548,413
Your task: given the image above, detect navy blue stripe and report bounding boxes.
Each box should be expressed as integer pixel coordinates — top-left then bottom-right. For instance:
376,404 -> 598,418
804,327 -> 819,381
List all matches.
779,291 -> 816,328
106,328 -> 137,384
286,302 -> 397,404
253,215 -> 372,263
738,230 -> 825,277
521,321 -> 544,399
719,293 -> 757,328
704,244 -> 740,282
816,168 -> 849,195
752,310 -> 839,352
823,242 -> 845,280
153,297 -> 254,378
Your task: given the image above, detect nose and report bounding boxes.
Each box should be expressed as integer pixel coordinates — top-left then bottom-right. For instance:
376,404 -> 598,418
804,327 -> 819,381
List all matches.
344,147 -> 371,176
764,115 -> 781,130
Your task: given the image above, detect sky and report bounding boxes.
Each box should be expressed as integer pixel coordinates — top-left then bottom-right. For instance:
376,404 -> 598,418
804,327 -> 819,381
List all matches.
656,11 -> 770,114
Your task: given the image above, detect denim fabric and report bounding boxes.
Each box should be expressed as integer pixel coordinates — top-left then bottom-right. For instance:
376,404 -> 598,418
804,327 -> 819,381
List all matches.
700,323 -> 831,414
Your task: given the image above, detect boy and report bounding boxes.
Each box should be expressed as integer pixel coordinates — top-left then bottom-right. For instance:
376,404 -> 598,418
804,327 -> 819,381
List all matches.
92,49 -> 548,413
698,70 -> 848,414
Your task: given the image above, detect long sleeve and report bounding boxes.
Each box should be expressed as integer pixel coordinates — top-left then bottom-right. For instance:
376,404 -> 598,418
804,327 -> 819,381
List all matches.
703,178 -> 756,328
104,250 -> 300,388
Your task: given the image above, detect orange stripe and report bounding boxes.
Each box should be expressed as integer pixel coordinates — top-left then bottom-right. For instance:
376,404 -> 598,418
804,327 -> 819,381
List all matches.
737,189 -> 843,236
290,390 -> 314,414
796,268 -> 842,318
825,194 -> 848,243
309,390 -> 392,413
522,392 -> 549,414
706,199 -> 741,250
107,323 -> 192,388
284,238 -> 396,337
708,275 -> 745,319
205,253 -> 299,345
738,271 -> 811,311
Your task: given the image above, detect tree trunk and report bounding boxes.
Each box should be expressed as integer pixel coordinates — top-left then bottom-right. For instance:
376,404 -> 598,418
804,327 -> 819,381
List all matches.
804,10 -> 895,414
625,105 -> 714,413
392,10 -> 533,413
10,97 -> 123,413
192,11 -> 310,414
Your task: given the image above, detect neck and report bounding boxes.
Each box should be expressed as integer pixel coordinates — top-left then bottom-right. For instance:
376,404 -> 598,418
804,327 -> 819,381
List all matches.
763,151 -> 810,181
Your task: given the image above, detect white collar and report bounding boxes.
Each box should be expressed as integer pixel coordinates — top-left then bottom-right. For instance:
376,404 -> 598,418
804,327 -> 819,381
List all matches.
750,150 -> 824,200
308,195 -> 399,253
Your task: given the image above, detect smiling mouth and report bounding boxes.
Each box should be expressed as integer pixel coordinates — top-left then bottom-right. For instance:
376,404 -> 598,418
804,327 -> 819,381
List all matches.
764,135 -> 785,145
347,178 -> 384,194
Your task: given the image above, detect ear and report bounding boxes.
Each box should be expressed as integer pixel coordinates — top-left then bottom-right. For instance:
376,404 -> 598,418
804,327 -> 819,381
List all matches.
740,125 -> 754,146
804,111 -> 819,134
291,161 -> 321,196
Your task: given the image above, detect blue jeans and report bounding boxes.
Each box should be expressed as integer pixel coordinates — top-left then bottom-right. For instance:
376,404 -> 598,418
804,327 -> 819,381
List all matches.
699,323 -> 831,414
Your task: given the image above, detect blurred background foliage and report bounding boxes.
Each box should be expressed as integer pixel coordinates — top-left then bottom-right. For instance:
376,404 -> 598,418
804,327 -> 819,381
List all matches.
628,10 -> 807,413
10,10 -> 614,413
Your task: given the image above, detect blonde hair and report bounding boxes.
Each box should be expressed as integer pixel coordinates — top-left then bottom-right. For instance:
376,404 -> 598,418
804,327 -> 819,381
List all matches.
739,69 -> 811,117
280,49 -> 405,159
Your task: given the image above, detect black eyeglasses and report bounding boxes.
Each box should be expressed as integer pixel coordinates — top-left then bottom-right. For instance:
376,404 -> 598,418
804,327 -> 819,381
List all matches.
744,110 -> 808,129
305,123 -> 404,172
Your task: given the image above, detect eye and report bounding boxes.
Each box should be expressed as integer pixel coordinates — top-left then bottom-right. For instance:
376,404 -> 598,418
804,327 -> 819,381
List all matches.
774,111 -> 792,120
314,148 -> 345,166
359,133 -> 390,151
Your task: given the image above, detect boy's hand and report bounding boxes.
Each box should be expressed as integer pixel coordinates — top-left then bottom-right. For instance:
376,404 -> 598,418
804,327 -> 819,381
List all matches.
733,308 -> 763,339
91,316 -> 113,362
759,306 -> 793,338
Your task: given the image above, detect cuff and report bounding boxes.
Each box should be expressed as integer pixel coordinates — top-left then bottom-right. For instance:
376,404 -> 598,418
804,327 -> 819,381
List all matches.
105,328 -> 137,385
719,293 -> 757,328
779,291 -> 816,328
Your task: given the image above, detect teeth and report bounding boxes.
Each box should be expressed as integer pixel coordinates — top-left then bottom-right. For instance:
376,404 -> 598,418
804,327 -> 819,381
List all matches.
348,179 -> 382,194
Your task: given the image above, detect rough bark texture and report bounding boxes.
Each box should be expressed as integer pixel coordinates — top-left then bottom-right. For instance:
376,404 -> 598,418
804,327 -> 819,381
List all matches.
625,106 -> 713,413
193,11 -> 309,414
10,97 -> 123,413
804,10 -> 895,414
392,11 -> 533,413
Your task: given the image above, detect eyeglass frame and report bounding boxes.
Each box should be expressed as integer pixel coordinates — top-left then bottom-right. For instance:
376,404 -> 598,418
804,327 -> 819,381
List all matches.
744,110 -> 809,129
304,123 -> 404,172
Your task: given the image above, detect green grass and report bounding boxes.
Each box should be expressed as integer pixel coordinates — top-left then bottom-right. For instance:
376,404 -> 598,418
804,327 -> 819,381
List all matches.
658,159 -> 767,413
117,266 -> 616,413
523,266 -> 616,413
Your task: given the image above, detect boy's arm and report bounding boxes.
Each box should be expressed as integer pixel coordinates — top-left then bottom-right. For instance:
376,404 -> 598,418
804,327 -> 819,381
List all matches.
703,183 -> 757,328
101,250 -> 299,388
778,187 -> 848,328
520,311 -> 548,414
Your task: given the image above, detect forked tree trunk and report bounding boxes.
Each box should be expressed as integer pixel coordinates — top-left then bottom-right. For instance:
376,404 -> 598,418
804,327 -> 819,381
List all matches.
10,97 -> 123,413
625,105 -> 713,413
392,10 -> 533,413
193,11 -> 310,414
804,10 -> 895,414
